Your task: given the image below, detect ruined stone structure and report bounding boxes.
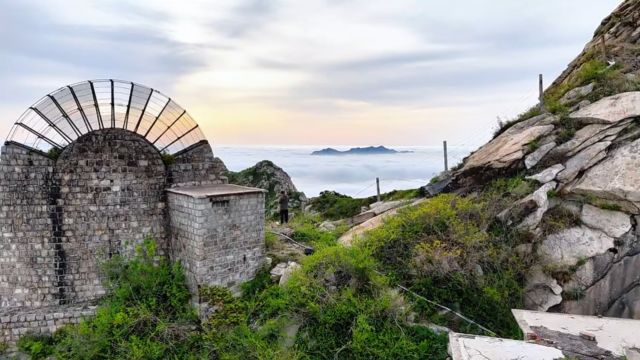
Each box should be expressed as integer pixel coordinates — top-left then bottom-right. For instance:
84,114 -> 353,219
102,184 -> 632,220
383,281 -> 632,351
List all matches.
0,80 -> 265,343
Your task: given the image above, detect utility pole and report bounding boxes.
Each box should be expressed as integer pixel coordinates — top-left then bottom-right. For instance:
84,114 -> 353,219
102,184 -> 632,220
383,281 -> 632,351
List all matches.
376,177 -> 381,202
538,74 -> 544,107
443,140 -> 448,172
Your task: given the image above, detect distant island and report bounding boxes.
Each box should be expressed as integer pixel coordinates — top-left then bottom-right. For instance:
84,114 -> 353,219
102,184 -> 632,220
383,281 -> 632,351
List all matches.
311,146 -> 412,156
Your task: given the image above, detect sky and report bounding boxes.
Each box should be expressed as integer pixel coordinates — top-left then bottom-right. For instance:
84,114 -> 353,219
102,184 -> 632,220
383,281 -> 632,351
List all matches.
0,0 -> 622,148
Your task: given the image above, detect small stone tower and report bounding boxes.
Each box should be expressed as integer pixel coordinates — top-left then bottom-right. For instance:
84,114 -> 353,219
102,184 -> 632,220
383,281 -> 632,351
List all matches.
0,80 -> 265,343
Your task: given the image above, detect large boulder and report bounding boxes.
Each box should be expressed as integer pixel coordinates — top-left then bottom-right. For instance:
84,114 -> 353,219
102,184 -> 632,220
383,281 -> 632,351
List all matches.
462,114 -> 555,171
556,141 -> 610,183
561,252 -> 640,317
524,266 -> 563,311
538,226 -> 615,267
526,164 -> 565,184
570,91 -> 640,124
580,204 -> 632,238
228,160 -> 307,211
570,138 -> 640,212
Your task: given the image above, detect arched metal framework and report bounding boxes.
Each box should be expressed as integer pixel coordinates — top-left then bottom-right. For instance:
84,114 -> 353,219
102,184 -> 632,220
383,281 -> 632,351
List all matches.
6,79 -> 206,154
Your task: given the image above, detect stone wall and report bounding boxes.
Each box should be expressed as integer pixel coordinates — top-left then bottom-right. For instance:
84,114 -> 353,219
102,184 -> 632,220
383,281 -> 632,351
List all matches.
168,141 -> 228,187
0,304 -> 96,344
52,129 -> 167,304
0,128 -> 261,345
0,143 -> 55,310
167,186 -> 266,298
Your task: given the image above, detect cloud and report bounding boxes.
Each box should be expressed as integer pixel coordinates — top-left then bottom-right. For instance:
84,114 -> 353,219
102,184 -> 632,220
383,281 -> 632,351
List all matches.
0,0 -> 623,147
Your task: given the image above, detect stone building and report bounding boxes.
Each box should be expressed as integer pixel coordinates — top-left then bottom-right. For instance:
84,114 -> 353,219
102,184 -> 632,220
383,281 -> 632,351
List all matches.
0,80 -> 266,343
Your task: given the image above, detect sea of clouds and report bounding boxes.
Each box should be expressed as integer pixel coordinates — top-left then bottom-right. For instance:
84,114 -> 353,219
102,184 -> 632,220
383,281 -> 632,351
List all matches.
215,145 -> 473,198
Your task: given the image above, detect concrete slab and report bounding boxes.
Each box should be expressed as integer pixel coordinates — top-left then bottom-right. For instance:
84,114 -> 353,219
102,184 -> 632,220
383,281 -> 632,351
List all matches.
166,184 -> 266,198
448,332 -> 564,360
512,309 -> 640,357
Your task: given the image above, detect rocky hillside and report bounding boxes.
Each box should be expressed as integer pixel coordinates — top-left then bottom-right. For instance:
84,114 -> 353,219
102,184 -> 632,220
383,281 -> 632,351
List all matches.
227,160 -> 307,212
452,0 -> 640,319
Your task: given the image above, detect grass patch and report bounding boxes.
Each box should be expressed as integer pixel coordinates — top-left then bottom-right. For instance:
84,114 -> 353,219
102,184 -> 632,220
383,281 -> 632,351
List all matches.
539,206 -> 581,235
357,177 -> 537,338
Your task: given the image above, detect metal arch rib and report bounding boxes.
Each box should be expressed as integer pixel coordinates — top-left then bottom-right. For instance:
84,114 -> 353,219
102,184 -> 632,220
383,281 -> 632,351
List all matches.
123,82 -> 134,129
151,110 -> 185,145
15,123 -> 63,149
110,79 -> 115,128
89,81 -> 104,129
159,124 -> 199,153
143,98 -> 171,138
29,107 -> 73,144
134,89 -> 154,133
67,86 -> 92,132
47,95 -> 81,137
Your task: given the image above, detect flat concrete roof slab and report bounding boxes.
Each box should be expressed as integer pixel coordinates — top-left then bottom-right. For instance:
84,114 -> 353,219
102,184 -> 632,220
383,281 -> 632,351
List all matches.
166,184 -> 266,198
448,332 -> 564,360
512,309 -> 640,357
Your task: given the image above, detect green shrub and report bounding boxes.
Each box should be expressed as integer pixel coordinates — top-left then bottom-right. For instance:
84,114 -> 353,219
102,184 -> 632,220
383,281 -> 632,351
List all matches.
160,151 -> 176,166
309,191 -> 370,220
357,179 -> 536,338
17,333 -> 56,359
18,238 -> 208,359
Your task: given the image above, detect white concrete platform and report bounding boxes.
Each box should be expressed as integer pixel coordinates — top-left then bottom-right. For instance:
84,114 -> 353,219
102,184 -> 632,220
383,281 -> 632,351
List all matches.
512,309 -> 640,357
448,332 -> 564,360
166,184 -> 266,198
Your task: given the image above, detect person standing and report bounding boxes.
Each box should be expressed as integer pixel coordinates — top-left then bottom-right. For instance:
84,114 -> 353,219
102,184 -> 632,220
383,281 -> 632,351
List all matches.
278,190 -> 289,224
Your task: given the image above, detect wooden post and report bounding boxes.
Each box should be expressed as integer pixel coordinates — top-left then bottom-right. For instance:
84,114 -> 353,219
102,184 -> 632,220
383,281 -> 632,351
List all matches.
600,35 -> 607,61
538,74 -> 544,106
443,140 -> 448,172
376,177 -> 381,202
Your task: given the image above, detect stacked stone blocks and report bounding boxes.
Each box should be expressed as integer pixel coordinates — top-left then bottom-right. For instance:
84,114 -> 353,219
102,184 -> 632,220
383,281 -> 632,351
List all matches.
0,128 -> 264,345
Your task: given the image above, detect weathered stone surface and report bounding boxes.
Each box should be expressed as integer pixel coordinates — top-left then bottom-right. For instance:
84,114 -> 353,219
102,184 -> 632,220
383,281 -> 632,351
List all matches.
556,141 -> 610,183
562,252 -> 640,318
571,138 -> 640,209
581,204 -> 631,238
463,117 -> 554,170
448,332 -> 564,360
497,183 -> 556,227
570,91 -> 640,123
513,309 -> 640,357
319,221 -> 336,232
538,226 -> 614,266
524,266 -> 563,312
279,262 -> 301,286
519,182 -> 557,230
552,124 -> 608,156
525,141 -> 556,169
560,82 -> 594,105
526,164 -> 565,183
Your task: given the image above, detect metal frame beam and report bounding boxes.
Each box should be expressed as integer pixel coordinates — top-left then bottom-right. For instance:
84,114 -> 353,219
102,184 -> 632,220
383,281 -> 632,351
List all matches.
29,107 -> 73,143
47,95 -> 81,138
89,81 -> 104,129
15,123 -> 63,149
159,124 -> 199,153
110,79 -> 115,128
143,98 -> 170,138
124,82 -> 134,129
134,89 -> 153,133
151,110 -> 185,145
68,86 -> 92,132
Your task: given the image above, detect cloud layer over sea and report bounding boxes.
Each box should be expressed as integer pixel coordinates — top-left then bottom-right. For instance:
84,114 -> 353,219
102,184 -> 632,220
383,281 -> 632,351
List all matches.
215,145 -> 473,198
